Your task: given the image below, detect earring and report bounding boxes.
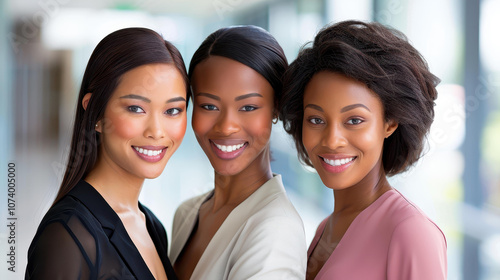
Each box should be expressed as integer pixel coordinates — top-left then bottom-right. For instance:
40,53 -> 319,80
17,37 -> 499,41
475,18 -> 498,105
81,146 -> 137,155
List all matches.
95,123 -> 98,128
272,118 -> 278,124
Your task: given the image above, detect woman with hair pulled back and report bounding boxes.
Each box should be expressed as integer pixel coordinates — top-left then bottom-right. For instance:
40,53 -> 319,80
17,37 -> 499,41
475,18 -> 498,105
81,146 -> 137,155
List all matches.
26,28 -> 190,279
170,26 -> 307,280
280,20 -> 447,279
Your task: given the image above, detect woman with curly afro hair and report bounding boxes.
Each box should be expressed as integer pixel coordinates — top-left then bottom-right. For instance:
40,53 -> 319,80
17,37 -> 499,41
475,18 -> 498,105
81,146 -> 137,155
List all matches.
280,20 -> 447,280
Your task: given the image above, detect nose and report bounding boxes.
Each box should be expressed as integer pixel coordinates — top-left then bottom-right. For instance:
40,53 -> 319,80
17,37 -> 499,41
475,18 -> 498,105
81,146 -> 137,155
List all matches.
214,110 -> 240,136
321,123 -> 347,149
144,114 -> 165,139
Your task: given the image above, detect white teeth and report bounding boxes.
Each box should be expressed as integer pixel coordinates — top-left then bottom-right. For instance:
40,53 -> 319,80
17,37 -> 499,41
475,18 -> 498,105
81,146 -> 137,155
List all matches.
323,157 -> 355,167
134,147 -> 163,156
214,143 -> 245,153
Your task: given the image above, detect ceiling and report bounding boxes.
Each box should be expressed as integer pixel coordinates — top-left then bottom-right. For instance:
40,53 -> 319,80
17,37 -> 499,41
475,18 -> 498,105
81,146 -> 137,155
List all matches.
7,0 -> 274,18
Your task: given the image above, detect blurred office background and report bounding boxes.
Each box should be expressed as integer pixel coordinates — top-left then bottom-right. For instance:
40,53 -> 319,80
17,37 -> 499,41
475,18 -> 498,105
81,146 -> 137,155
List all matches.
1,0 -> 499,279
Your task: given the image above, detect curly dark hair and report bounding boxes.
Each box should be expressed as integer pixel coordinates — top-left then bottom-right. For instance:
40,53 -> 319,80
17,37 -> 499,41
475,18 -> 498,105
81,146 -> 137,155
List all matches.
279,20 -> 439,176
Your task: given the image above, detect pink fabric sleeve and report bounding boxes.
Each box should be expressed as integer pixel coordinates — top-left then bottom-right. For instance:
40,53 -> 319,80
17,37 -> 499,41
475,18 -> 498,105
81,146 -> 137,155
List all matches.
387,216 -> 447,280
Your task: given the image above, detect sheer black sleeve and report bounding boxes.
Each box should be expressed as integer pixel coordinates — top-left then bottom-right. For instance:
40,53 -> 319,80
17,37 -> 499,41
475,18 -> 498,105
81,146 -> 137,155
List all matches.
25,214 -> 97,279
26,184 -> 177,280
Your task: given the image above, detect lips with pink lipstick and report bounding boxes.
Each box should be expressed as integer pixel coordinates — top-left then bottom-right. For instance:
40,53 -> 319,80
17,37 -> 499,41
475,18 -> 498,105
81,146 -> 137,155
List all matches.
319,154 -> 357,173
132,145 -> 167,163
210,139 -> 248,160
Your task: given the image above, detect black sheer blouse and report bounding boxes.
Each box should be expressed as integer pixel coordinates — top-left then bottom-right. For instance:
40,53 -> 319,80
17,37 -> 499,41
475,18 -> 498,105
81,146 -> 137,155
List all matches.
25,180 -> 178,280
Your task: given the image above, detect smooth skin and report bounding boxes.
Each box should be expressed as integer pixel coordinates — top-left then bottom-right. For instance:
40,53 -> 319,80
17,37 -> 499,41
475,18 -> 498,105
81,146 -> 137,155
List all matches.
174,56 -> 276,280
302,72 -> 397,280
83,63 -> 187,280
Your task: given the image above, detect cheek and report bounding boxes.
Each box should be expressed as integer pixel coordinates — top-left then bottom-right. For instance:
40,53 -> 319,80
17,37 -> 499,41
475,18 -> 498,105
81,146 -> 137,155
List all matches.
192,111 -> 213,137
352,128 -> 385,156
247,114 -> 272,144
167,117 -> 187,142
104,114 -> 142,140
302,126 -> 318,154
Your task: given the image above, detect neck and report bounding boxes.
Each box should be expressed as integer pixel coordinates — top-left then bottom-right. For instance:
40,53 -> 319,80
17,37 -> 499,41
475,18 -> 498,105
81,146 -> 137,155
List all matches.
332,161 -> 391,215
211,146 -> 273,211
84,156 -> 145,215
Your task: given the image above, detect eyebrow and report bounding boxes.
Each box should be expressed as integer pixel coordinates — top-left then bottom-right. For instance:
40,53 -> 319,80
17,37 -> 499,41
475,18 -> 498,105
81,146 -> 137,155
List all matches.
120,94 -> 150,103
120,94 -> 186,103
195,92 -> 220,101
167,97 -> 187,103
340,103 -> 371,113
304,103 -> 371,113
195,92 -> 263,102
304,104 -> 324,112
235,93 -> 263,101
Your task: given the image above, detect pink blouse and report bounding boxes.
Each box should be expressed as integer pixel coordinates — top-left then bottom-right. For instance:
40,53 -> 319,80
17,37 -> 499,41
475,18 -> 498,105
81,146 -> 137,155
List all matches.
308,189 -> 447,279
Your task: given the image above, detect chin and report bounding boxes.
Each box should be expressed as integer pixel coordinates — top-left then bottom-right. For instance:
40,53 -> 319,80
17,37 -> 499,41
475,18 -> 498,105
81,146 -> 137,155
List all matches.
144,174 -> 162,179
214,170 -> 239,177
319,177 -> 351,191
213,166 -> 244,177
325,184 -> 351,191
135,168 -> 164,180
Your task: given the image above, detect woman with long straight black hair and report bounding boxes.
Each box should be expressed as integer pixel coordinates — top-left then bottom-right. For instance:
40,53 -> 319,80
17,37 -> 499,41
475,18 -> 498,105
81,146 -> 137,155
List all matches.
26,27 -> 190,280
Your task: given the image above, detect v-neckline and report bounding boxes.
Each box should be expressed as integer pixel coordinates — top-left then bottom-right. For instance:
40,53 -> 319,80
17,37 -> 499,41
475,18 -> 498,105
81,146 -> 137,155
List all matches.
70,180 -> 171,280
185,175 -> 283,279
187,189 -> 250,276
308,189 -> 395,277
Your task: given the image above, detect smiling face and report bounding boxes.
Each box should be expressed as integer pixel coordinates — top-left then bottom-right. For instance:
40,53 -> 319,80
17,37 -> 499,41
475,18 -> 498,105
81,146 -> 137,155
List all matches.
302,71 -> 397,190
191,56 -> 275,176
95,63 -> 187,180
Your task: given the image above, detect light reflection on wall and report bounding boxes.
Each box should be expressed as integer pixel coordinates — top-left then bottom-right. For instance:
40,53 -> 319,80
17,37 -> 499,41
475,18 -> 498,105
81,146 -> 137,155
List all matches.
480,0 -> 500,278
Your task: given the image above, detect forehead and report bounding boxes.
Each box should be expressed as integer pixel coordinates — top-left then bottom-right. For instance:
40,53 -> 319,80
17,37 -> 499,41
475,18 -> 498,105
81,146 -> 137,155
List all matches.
121,63 -> 179,82
191,56 -> 273,99
115,63 -> 184,93
304,71 -> 383,111
118,63 -> 183,88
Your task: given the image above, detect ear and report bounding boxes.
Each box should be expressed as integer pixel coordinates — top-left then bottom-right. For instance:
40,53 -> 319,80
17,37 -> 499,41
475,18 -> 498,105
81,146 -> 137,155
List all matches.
82,93 -> 92,110
273,98 -> 279,115
95,120 -> 102,133
82,93 -> 102,133
271,108 -> 279,124
384,119 -> 398,138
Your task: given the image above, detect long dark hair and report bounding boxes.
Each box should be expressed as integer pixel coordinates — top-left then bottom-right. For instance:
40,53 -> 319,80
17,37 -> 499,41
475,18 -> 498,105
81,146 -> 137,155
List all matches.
53,27 -> 190,204
188,25 -> 288,107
